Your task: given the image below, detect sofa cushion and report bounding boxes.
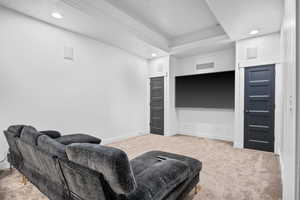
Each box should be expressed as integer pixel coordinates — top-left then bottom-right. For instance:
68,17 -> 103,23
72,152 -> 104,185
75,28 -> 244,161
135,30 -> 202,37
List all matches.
55,134 -> 101,145
66,143 -> 136,195
37,135 -> 67,159
127,153 -> 192,200
20,126 -> 42,145
40,130 -> 61,139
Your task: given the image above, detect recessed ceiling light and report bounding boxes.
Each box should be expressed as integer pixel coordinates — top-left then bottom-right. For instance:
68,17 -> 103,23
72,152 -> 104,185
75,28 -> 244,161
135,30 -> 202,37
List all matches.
151,53 -> 157,57
249,29 -> 259,35
51,12 -> 63,19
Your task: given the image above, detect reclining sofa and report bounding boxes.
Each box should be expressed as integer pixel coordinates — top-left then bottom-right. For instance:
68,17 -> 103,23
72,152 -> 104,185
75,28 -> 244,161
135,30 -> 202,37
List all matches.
4,125 -> 202,200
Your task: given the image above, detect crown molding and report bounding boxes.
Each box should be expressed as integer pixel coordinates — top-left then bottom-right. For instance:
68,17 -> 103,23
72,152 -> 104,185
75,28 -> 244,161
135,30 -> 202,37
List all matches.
170,35 -> 234,57
169,25 -> 225,47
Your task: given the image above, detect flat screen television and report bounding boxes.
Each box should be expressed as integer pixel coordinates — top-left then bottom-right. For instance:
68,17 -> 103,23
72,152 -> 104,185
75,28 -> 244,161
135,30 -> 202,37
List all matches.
175,71 -> 235,109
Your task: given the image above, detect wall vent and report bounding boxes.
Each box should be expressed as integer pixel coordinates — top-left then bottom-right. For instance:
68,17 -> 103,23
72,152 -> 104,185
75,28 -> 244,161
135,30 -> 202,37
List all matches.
246,47 -> 258,59
196,62 -> 214,70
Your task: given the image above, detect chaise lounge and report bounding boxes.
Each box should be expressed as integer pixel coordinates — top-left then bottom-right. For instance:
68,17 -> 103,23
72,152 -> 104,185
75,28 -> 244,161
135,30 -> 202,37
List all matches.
4,125 -> 202,200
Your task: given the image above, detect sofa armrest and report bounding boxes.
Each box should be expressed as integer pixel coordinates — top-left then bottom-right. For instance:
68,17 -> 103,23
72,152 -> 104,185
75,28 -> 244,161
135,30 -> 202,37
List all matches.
55,134 -> 101,145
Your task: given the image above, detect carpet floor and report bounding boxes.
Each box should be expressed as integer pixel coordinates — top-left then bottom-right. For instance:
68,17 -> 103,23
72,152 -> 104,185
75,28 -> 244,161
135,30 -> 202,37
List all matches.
0,134 -> 282,200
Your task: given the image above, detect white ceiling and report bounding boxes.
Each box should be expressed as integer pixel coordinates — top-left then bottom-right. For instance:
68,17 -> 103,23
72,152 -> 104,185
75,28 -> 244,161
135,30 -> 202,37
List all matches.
104,0 -> 219,39
0,0 -> 169,59
0,0 -> 284,59
206,0 -> 284,40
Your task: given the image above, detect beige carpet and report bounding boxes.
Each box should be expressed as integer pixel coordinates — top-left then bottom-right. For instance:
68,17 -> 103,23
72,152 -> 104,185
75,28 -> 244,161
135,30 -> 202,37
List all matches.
0,134 -> 282,200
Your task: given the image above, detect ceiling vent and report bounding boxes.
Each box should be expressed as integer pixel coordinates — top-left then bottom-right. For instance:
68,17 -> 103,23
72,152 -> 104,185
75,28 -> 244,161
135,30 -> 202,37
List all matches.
196,62 -> 214,70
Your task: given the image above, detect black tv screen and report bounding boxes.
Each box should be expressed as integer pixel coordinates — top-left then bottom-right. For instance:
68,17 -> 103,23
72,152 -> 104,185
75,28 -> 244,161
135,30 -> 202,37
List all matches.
175,71 -> 235,108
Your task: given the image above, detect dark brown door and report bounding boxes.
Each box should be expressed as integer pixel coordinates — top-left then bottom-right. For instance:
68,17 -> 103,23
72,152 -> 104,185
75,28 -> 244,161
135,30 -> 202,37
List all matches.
150,77 -> 164,135
244,65 -> 275,152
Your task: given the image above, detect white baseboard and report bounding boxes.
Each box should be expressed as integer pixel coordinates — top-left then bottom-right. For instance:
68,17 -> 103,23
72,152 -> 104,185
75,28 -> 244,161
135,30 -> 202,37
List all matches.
178,131 -> 233,142
279,154 -> 284,191
101,131 -> 149,145
164,129 -> 177,137
233,142 -> 243,149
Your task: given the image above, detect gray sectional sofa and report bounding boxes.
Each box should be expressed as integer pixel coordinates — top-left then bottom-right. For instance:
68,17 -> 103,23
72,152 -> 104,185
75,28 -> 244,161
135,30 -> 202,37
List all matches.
4,125 -> 202,200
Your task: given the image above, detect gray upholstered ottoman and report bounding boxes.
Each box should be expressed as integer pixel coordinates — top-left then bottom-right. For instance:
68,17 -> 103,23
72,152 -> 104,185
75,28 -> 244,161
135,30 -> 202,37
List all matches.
128,151 -> 202,200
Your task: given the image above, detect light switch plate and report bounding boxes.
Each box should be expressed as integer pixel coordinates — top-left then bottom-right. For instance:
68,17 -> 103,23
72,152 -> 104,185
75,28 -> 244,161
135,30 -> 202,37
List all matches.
64,46 -> 74,60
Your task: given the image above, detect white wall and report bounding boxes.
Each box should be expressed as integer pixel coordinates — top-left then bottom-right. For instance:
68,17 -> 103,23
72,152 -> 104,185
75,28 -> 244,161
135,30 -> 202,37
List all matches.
148,56 -> 170,78
236,33 -> 281,66
176,48 -> 235,76
0,7 -> 149,168
280,0 -> 297,199
175,48 -> 235,141
297,1 -> 300,199
168,56 -> 178,136
234,33 -> 282,152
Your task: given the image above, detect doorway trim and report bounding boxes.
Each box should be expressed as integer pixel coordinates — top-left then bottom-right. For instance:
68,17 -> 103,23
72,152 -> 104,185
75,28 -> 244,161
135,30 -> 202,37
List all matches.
150,76 -> 165,135
243,65 -> 276,152
234,61 -> 283,154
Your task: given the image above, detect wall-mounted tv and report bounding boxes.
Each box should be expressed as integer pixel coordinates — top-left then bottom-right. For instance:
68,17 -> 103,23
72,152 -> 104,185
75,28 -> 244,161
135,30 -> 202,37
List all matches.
175,71 -> 235,109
